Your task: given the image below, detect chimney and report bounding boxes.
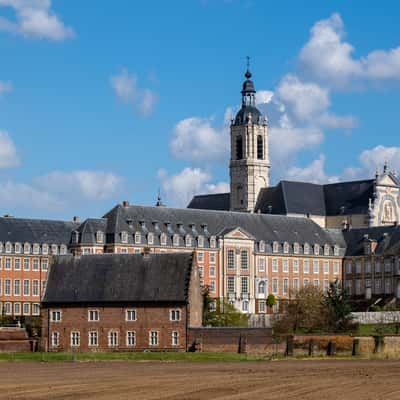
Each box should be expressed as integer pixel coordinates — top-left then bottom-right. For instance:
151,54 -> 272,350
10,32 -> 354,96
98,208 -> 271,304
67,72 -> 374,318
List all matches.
122,200 -> 130,207
73,216 -> 80,223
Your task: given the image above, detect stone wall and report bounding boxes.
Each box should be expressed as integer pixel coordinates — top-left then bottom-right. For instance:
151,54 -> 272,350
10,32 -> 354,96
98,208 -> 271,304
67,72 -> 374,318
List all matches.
351,312 -> 400,324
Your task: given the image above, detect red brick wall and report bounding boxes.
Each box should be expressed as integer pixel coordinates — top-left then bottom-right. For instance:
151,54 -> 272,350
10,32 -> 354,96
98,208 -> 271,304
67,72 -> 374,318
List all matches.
41,304 -> 188,352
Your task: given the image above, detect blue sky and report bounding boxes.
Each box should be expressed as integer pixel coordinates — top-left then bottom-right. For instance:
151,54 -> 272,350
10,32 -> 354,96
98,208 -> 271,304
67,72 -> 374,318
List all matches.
0,0 -> 400,220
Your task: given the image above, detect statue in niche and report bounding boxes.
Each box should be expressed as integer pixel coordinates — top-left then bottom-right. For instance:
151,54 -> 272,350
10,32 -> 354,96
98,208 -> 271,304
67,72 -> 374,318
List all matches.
383,201 -> 394,223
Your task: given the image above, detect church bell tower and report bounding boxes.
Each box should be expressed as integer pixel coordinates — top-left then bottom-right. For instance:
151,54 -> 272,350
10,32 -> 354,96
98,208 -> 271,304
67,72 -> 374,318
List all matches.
229,64 -> 270,212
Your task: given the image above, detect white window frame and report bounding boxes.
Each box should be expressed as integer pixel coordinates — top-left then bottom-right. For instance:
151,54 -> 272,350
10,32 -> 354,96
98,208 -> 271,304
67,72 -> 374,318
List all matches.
71,331 -> 80,347
126,309 -> 137,321
88,309 -> 99,322
149,330 -> 159,346
170,309 -> 181,321
126,331 -> 136,347
171,331 -> 179,346
51,331 -> 60,348
88,331 -> 98,347
108,330 -> 119,347
51,310 -> 62,322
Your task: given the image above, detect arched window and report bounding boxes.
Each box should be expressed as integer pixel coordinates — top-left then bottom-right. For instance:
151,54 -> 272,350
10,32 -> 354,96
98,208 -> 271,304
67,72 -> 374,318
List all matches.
258,281 -> 266,294
160,233 -> 167,246
236,136 -> 243,160
257,135 -> 263,160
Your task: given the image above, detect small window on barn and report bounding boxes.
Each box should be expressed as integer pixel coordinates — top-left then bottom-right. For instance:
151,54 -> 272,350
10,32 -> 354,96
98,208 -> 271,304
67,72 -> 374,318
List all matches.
170,309 -> 181,321
126,309 -> 137,321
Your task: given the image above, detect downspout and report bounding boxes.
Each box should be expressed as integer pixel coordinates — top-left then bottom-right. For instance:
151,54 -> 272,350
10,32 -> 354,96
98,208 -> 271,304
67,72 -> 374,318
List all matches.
47,308 -> 50,352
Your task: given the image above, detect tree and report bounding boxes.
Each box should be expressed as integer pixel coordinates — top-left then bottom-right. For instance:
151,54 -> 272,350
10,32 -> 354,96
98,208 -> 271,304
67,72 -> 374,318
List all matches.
325,279 -> 353,332
266,294 -> 276,309
273,285 -> 329,334
202,287 -> 249,327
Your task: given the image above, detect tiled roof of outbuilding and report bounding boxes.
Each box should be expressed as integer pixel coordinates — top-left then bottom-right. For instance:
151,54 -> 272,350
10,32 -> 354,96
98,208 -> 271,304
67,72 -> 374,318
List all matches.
42,253 -> 193,305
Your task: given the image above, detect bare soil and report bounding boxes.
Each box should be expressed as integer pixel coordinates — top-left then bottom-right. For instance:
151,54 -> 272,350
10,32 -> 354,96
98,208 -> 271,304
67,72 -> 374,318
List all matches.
0,359 -> 399,399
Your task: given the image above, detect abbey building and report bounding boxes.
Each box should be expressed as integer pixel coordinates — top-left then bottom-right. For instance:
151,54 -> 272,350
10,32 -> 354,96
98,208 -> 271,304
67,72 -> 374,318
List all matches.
188,69 -> 400,230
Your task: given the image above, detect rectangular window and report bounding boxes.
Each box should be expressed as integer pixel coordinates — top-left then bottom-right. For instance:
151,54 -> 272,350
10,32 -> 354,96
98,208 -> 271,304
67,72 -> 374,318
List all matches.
41,259 -> 48,271
227,276 -> 235,293
71,331 -> 80,347
258,257 -> 265,272
126,331 -> 136,347
0,278 -> 2,295
51,310 -> 62,322
313,279 -> 319,288
356,261 -> 362,274
23,279 -> 29,296
209,280 -> 216,293
293,278 -> 299,292
32,303 -> 40,315
283,278 -> 289,294
209,252 -> 216,264
89,331 -> 98,347
197,251 -> 203,262
23,303 -> 30,315
172,331 -> 179,346
304,278 -> 310,287
283,259 -> 289,273
375,262 -> 381,273
240,250 -> 248,270
14,303 -> 21,315
293,259 -> 299,274
258,301 -> 266,313
5,258 -> 11,270
5,279 -> 11,296
32,280 -> 39,296
209,266 -> 216,278
323,261 -> 329,275
32,259 -> 39,271
323,279 -> 329,293
303,260 -> 309,274
51,331 -> 59,348
5,302 -> 11,315
88,310 -> 99,321
126,309 -> 137,321
272,278 -> 278,294
198,266 -> 204,278
385,279 -> 392,294
385,260 -> 392,273
272,259 -> 278,273
23,258 -> 30,271
374,279 -> 382,294
14,279 -> 20,296
241,276 -> 249,294
14,258 -> 21,270
333,261 -> 339,275
346,262 -> 352,274
227,250 -> 235,270
170,309 -> 181,321
365,261 -> 371,274
149,331 -> 158,346
313,260 -> 319,274
108,331 -> 118,347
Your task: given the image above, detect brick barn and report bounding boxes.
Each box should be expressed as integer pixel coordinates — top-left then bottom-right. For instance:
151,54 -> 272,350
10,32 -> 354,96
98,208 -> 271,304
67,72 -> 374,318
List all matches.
41,253 -> 202,352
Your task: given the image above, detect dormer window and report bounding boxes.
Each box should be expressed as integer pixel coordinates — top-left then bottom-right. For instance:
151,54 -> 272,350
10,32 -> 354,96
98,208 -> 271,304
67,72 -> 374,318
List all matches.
259,240 -> 265,252
5,242 -> 12,253
96,231 -> 104,244
60,245 -> 67,255
173,234 -> 180,247
283,242 -> 289,254
293,242 -> 300,254
134,232 -> 141,244
334,245 -> 340,256
33,243 -> 40,255
324,244 -> 330,256
15,243 -> 21,254
73,231 -> 79,244
198,235 -> 204,248
24,243 -> 31,254
185,235 -> 192,247
273,241 -> 279,253
0,242 -> 3,253
210,236 -> 216,249
314,244 -> 320,256
42,243 -> 49,255
51,244 -> 58,255
148,232 -> 154,245
160,233 -> 167,246
121,231 -> 129,244
304,243 -> 310,255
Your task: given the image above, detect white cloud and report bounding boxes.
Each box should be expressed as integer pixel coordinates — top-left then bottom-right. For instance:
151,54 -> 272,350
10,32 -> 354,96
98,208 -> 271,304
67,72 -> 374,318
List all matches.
0,0 -> 74,41
158,167 -> 229,207
110,68 -> 159,116
299,13 -> 400,88
36,170 -> 123,200
284,154 -> 339,184
0,130 -> 19,168
358,145 -> 400,176
0,80 -> 12,94
170,116 -> 229,163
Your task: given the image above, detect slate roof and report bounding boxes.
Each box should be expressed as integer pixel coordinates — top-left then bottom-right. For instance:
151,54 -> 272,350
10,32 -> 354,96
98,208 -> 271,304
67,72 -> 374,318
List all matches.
343,225 -> 400,257
0,216 -> 78,245
75,218 -> 107,244
102,203 -> 345,250
42,253 -> 193,305
187,193 -> 230,211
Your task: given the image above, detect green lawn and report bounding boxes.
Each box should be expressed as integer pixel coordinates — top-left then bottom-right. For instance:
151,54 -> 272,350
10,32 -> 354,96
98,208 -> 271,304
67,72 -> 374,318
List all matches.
357,323 -> 400,336
0,351 -> 266,363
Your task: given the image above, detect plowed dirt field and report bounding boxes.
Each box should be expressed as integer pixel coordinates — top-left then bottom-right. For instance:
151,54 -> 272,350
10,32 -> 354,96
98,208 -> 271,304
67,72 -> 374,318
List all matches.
0,359 -> 399,399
